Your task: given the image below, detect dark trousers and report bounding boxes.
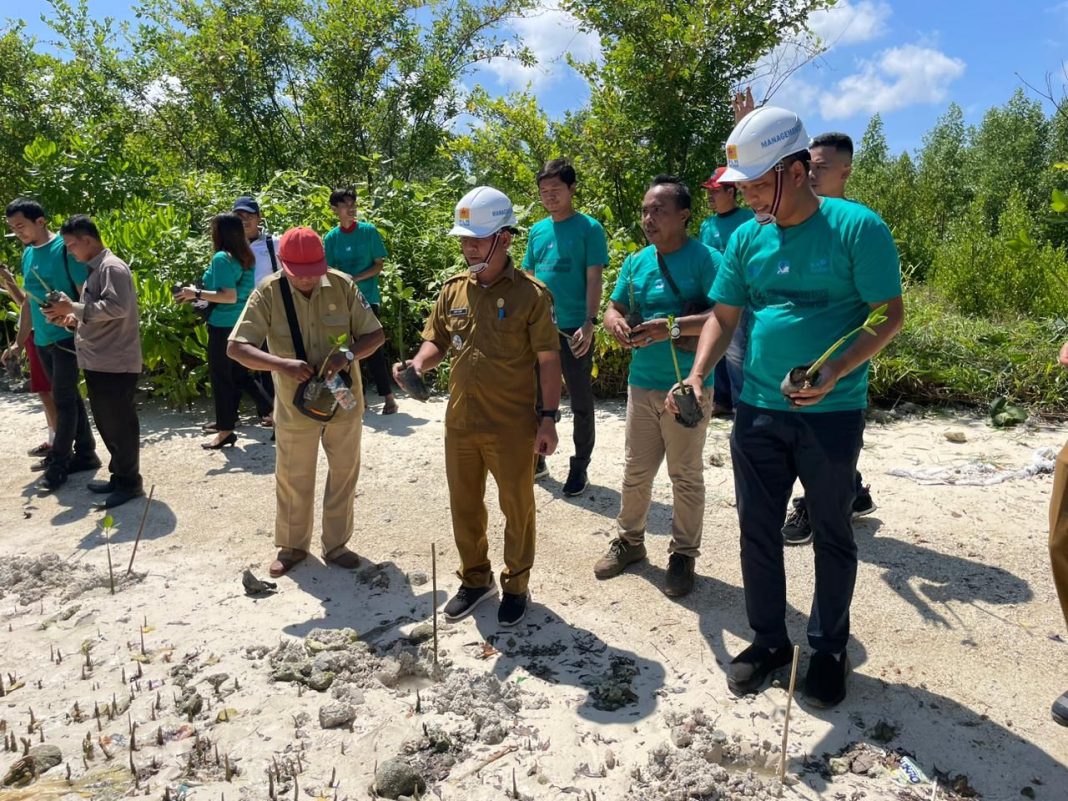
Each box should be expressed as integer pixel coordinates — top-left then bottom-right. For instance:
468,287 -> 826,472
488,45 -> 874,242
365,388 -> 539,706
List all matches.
730,402 -> 865,653
37,339 -> 95,468
713,359 -> 732,409
207,324 -> 272,429
361,304 -> 392,397
537,329 -> 596,468
84,370 -> 142,490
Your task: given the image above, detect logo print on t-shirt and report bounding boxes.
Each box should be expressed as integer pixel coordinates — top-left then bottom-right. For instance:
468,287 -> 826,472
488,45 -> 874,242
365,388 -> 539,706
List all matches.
777,261 -> 791,275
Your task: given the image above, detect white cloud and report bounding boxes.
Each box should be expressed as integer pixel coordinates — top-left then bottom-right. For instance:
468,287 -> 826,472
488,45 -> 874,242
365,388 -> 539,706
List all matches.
808,0 -> 891,47
483,3 -> 601,89
818,44 -> 966,119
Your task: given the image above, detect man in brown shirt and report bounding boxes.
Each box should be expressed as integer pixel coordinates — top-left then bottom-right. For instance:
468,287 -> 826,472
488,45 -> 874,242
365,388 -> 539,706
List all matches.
45,215 -> 143,509
395,186 -> 561,627
228,227 -> 385,579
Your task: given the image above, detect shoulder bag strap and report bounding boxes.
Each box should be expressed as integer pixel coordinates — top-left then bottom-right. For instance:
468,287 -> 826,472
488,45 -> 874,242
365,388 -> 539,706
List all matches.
61,245 -> 81,301
277,277 -> 308,363
265,234 -> 279,272
655,251 -> 683,301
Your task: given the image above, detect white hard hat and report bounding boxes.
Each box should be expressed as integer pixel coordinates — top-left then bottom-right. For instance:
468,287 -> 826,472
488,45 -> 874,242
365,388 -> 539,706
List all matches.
720,106 -> 809,183
448,186 -> 518,238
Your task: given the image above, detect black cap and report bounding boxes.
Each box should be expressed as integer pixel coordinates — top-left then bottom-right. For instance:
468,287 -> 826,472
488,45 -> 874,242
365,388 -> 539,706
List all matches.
232,196 -> 260,214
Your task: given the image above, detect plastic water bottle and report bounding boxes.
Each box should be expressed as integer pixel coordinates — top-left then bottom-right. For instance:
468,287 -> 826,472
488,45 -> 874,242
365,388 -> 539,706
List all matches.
325,374 -> 357,411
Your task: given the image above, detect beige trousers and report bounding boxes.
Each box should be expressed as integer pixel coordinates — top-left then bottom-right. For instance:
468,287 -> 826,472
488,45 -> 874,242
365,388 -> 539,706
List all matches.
617,385 -> 710,558
274,406 -> 363,558
1049,441 -> 1068,628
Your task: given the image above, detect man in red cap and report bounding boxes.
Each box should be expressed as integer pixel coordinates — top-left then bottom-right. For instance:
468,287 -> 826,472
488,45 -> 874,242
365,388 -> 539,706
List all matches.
227,227 -> 385,578
699,167 -> 754,415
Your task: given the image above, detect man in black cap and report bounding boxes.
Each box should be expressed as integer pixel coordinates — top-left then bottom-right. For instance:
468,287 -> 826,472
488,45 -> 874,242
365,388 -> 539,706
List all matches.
232,195 -> 280,426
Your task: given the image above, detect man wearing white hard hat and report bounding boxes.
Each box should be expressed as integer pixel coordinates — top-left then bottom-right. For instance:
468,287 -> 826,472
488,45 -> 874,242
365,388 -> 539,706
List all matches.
394,186 -> 562,627
672,106 -> 904,707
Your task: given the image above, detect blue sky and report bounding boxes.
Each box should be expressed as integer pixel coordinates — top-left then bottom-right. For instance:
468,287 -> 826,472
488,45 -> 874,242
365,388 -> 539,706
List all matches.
10,1 -> 1067,156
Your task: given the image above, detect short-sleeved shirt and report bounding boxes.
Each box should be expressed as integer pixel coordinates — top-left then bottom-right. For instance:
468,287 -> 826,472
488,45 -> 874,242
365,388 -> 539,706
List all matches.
699,207 -> 755,253
23,236 -> 88,346
422,263 -> 560,434
323,222 -> 388,305
609,239 -> 721,391
711,197 -> 902,412
229,270 -> 383,428
522,212 -> 609,329
250,232 -> 280,286
202,251 -> 257,328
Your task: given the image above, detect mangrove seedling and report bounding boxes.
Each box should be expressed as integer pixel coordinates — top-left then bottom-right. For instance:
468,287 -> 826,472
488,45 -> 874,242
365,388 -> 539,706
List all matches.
100,515 -> 117,595
317,334 -> 352,380
780,303 -> 890,404
667,315 -> 702,428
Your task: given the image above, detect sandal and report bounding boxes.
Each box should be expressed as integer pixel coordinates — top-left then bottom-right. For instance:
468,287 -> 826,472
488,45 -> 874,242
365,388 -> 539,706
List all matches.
269,550 -> 307,578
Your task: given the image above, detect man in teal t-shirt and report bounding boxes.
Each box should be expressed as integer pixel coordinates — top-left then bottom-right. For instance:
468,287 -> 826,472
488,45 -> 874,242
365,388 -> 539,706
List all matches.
680,107 -> 903,707
699,166 -> 756,415
5,197 -> 97,491
523,158 -> 608,496
323,188 -> 397,414
594,175 -> 720,599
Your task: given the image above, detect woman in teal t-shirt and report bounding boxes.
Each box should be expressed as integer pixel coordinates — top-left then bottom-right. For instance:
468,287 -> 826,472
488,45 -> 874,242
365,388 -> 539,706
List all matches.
176,213 -> 271,448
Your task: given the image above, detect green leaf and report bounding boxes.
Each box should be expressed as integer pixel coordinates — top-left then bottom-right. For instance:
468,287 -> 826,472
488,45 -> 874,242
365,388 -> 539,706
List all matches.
1052,188 -> 1068,213
102,514 -> 115,529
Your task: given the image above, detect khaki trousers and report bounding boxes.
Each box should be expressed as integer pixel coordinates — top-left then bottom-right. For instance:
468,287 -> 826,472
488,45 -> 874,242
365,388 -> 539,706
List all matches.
617,385 -> 710,558
445,426 -> 537,595
1049,441 -> 1068,628
274,407 -> 363,558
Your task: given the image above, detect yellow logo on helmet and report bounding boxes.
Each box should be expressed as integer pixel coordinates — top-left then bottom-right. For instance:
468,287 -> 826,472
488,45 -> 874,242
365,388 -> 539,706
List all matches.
726,144 -> 739,164
458,207 -> 471,221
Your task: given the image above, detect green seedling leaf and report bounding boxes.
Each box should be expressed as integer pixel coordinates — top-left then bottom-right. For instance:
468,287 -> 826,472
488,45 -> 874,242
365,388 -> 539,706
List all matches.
102,514 -> 115,530
806,303 -> 890,379
666,314 -> 684,385
1053,189 -> 1068,214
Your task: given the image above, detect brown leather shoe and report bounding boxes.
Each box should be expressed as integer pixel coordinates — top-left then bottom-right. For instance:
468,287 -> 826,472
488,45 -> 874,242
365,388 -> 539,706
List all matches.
325,548 -> 361,569
269,549 -> 307,578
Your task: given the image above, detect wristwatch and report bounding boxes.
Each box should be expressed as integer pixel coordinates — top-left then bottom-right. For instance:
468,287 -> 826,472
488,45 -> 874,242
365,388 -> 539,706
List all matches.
670,322 -> 681,340
195,288 -> 202,301
588,316 -> 599,325
540,409 -> 561,422
343,351 -> 355,362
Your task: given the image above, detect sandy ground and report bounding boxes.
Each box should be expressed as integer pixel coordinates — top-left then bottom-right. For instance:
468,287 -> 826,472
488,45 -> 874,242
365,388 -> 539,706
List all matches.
0,387 -> 1066,800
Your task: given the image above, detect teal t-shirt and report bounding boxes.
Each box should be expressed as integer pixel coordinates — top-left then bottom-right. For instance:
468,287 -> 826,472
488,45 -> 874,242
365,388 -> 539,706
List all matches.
323,221 -> 388,305
711,197 -> 901,412
202,251 -> 256,328
522,212 -> 609,329
23,236 -> 88,346
699,207 -> 755,253
609,238 -> 721,391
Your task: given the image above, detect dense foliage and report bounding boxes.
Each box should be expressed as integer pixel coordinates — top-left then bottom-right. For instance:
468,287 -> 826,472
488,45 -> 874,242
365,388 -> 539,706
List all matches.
1,1 -> 1067,412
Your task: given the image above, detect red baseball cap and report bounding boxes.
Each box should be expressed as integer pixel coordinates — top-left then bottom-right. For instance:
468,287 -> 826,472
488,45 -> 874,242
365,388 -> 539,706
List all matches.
701,166 -> 732,190
278,227 -> 328,277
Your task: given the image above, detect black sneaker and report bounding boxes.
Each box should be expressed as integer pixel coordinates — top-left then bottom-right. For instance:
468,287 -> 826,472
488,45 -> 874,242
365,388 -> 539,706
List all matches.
69,453 -> 102,474
663,553 -> 695,597
91,487 -> 146,510
782,497 -> 812,546
30,456 -> 52,472
852,485 -> 876,518
534,456 -> 549,480
727,643 -> 793,696
442,583 -> 497,622
87,479 -> 115,494
498,592 -> 528,627
36,466 -> 68,493
593,538 -> 647,578
1053,690 -> 1068,726
562,458 -> 589,497
803,650 -> 850,708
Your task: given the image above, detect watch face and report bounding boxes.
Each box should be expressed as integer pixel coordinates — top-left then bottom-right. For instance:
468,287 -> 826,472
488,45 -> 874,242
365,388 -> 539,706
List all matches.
670,324 -> 681,339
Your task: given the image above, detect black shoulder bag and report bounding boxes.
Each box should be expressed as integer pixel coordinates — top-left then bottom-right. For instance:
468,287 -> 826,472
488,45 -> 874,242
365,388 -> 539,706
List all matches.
656,252 -> 711,352
265,234 -> 279,272
278,276 -> 352,422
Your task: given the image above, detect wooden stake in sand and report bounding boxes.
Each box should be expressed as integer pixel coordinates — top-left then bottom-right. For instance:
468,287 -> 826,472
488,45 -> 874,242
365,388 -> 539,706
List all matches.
126,484 -> 156,576
431,542 -> 438,667
777,645 -> 801,796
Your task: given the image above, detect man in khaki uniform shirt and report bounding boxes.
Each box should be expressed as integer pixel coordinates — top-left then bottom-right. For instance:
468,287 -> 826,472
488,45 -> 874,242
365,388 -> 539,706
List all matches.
395,186 -> 561,627
228,227 -> 385,579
